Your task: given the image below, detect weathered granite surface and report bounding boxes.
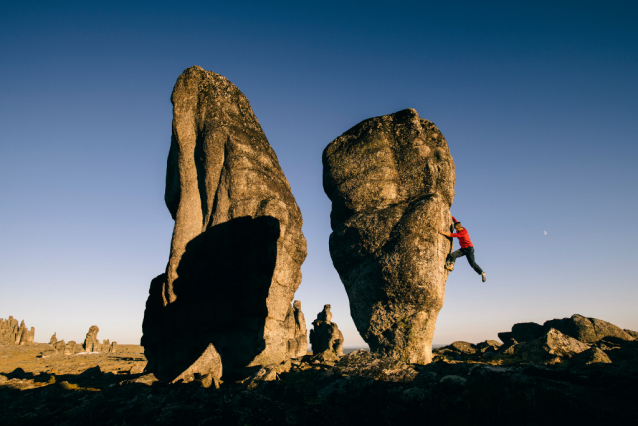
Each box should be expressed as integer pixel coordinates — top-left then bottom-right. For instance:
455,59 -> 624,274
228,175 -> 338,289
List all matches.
309,305 -> 344,357
323,108 -> 455,364
498,314 -> 636,346
142,66 -> 307,382
285,300 -> 308,359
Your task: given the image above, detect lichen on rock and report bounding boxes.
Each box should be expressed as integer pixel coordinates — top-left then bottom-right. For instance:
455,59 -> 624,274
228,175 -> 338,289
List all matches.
142,66 -> 307,382
322,108 -> 455,364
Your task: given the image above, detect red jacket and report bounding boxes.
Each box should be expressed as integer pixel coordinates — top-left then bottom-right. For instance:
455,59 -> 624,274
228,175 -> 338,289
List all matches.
450,216 -> 473,248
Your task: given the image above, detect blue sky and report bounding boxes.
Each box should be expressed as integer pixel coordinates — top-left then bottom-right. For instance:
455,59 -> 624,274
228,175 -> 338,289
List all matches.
1,1 -> 637,346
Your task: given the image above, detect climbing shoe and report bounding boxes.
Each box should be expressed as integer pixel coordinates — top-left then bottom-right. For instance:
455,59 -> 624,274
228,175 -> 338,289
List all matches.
445,262 -> 454,271
481,272 -> 487,282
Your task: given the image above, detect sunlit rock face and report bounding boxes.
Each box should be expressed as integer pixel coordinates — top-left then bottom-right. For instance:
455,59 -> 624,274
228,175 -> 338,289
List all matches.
142,66 -> 307,382
323,108 -> 455,364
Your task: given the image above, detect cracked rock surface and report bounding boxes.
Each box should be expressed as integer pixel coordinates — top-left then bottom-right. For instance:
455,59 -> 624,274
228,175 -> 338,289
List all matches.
323,108 -> 455,364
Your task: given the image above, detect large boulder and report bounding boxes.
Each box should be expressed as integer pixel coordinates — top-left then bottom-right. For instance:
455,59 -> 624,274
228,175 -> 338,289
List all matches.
142,66 -> 307,382
512,328 -> 590,363
322,108 -> 455,364
498,322 -> 544,344
542,314 -> 634,343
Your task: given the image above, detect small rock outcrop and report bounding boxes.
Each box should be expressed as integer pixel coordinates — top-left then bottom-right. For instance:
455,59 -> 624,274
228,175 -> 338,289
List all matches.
543,314 -> 634,343
49,333 -> 57,345
323,108 -> 455,364
142,66 -> 307,382
83,326 -> 101,352
0,317 -> 35,345
511,328 -> 590,363
309,305 -> 344,357
498,314 -> 636,346
285,300 -> 308,358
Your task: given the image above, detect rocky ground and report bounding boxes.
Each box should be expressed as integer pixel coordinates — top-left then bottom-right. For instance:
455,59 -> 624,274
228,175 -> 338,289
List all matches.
1,334 -> 637,426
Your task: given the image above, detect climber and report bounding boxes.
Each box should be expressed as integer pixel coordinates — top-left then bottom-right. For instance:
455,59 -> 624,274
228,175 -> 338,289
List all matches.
438,216 -> 486,282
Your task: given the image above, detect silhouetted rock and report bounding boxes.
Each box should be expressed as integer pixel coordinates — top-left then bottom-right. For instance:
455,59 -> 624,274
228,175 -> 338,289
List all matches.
323,108 -> 455,364
142,66 -> 307,382
309,305 -> 344,357
543,314 -> 634,342
49,333 -> 57,345
498,322 -> 544,344
285,300 -> 308,358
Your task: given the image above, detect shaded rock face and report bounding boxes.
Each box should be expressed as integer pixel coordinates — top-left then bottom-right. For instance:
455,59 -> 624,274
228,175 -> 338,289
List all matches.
142,66 -> 307,382
0,317 -> 34,345
285,300 -> 308,358
322,108 -> 455,364
309,305 -> 344,356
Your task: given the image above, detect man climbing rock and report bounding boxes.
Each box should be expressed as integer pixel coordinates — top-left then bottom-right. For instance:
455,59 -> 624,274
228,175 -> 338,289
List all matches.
439,216 -> 487,282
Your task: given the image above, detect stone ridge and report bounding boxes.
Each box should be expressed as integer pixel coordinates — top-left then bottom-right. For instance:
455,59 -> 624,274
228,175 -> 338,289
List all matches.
323,108 -> 455,364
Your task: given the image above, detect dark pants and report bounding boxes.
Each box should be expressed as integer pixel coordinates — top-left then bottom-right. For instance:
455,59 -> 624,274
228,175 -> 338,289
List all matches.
447,247 -> 484,275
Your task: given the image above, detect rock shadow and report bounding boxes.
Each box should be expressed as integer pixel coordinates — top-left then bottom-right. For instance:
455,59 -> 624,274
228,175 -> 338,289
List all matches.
144,215 -> 280,381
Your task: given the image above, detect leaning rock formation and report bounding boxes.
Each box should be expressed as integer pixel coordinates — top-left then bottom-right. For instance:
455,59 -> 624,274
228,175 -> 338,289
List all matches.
309,305 -> 344,357
285,300 -> 308,358
49,333 -> 57,345
322,108 -> 455,364
0,317 -> 35,345
142,66 -> 307,382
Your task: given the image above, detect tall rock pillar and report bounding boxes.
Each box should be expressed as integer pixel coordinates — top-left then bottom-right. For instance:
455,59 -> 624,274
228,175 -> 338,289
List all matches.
322,109 -> 455,364
142,66 -> 307,381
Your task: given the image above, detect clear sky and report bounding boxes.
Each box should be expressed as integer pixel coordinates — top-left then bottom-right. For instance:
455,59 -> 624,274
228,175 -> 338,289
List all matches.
1,1 -> 637,347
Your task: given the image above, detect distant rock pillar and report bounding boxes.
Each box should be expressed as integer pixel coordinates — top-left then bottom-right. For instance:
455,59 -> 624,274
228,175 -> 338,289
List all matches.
310,305 -> 344,356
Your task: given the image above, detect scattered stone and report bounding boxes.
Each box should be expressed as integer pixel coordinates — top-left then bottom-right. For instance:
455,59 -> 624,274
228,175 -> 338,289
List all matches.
498,322 -> 544,344
542,314 -> 633,343
41,349 -> 57,358
171,343 -> 223,384
475,340 -> 501,353
572,347 -> 612,365
322,108 -> 455,364
309,305 -> 344,358
512,328 -> 590,362
142,66 -> 307,382
442,341 -> 476,355
334,349 -> 418,382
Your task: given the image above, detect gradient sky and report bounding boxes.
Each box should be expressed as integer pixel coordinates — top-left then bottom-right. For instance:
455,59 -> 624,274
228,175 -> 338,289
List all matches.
1,1 -> 637,347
